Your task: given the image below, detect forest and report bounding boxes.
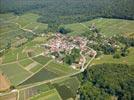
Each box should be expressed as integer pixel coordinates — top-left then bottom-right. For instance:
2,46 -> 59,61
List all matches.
79,64 -> 134,100
1,0 -> 134,25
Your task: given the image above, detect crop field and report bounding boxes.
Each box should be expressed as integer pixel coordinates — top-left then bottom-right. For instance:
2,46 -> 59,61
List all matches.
21,68 -> 59,85
2,46 -> 28,64
65,23 -> 87,35
0,34 -> 56,86
65,18 -> 134,37
19,84 -> 50,100
92,47 -> 134,65
0,63 -> 31,86
19,59 -> 34,67
46,61 -> 77,76
14,13 -> 42,27
24,22 -> 48,33
52,77 -> 80,100
32,55 -> 52,65
0,13 -> 48,49
30,64 -> 43,73
30,89 -> 62,100
2,50 -> 18,63
1,36 -> 47,64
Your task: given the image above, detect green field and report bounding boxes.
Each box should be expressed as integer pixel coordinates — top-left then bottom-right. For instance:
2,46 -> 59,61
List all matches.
2,46 -> 28,64
52,77 -> 80,100
32,55 -> 52,65
2,50 -> 17,63
19,59 -> 33,67
1,36 -> 46,64
0,63 -> 31,86
46,61 -> 77,75
19,84 -> 50,100
21,68 -> 59,85
92,47 -> 134,65
0,13 -> 48,49
30,89 -> 62,100
65,18 -> 134,36
30,64 -> 43,73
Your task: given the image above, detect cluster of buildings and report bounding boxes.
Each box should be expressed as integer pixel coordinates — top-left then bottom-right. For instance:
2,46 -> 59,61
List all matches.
45,33 -> 88,53
43,33 -> 95,69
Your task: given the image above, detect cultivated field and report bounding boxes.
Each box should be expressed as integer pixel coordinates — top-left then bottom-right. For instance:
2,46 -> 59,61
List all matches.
65,18 -> 134,37
19,84 -> 50,100
20,61 -> 78,86
46,61 -> 77,75
30,89 -> 62,100
52,77 -> 80,100
0,63 -> 31,86
0,13 -> 48,49
32,55 -> 52,65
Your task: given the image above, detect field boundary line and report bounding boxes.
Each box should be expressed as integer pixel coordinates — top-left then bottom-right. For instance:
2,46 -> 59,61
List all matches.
1,49 -> 96,96
17,59 -> 53,86
0,53 -> 43,66
17,61 -> 33,74
45,67 -> 64,76
18,50 -> 96,90
45,66 -> 67,74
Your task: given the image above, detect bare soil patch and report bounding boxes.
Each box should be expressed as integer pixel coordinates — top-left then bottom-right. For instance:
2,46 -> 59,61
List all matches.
0,73 -> 11,92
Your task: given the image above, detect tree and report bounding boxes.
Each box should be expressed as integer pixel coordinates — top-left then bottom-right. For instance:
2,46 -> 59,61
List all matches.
113,52 -> 121,59
58,26 -> 72,34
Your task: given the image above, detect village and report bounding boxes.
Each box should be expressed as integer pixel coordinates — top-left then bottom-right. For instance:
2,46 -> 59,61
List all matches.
43,33 -> 96,69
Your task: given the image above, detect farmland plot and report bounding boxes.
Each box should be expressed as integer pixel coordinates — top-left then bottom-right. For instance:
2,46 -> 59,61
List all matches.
19,59 -> 33,67
30,89 -> 62,100
65,18 -> 134,37
0,63 -> 31,86
52,77 -> 80,100
21,68 -> 59,85
32,55 -> 51,65
19,84 -> 50,100
46,61 -> 77,75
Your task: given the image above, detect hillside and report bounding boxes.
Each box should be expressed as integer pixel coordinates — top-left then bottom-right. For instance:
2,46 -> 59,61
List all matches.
64,18 -> 134,36
0,0 -> 134,25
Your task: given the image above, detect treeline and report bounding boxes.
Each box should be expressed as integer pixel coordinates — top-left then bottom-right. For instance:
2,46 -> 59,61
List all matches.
78,64 -> 134,100
1,0 -> 134,25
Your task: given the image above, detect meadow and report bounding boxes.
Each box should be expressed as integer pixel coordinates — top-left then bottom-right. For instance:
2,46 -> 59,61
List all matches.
92,47 -> 134,65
